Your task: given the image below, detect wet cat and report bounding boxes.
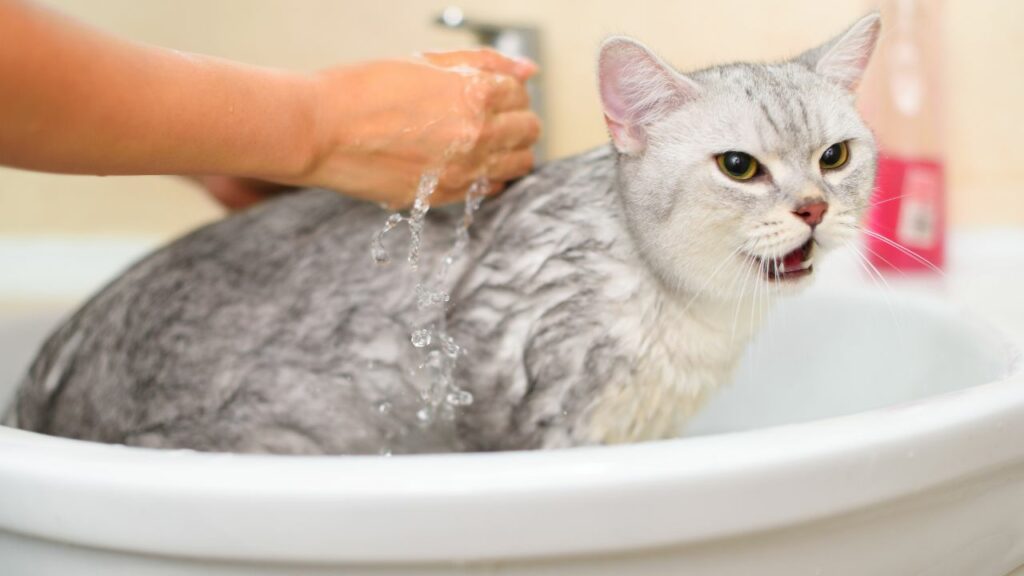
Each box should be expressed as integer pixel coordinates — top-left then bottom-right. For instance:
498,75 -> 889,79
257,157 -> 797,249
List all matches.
8,14 -> 881,454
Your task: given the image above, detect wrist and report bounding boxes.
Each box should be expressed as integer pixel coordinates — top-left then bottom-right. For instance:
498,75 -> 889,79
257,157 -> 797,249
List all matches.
257,69 -> 326,186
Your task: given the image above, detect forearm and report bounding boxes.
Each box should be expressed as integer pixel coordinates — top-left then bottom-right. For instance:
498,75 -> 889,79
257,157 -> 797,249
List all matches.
0,0 -> 320,181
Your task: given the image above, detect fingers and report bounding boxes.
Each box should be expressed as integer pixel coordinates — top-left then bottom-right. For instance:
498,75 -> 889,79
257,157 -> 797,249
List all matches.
442,147 -> 534,188
421,49 -> 537,81
479,110 -> 542,152
434,180 -> 506,206
436,107 -> 538,198
483,73 -> 531,113
434,147 -> 532,204
487,148 -> 535,183
421,49 -> 535,113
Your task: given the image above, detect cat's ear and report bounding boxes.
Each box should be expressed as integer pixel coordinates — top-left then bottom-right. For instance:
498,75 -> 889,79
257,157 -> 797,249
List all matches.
798,12 -> 882,92
598,37 -> 699,155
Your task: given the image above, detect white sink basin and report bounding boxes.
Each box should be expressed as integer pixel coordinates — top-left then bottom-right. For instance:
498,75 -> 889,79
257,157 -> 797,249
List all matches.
689,289 -> 1015,435
0,231 -> 1023,575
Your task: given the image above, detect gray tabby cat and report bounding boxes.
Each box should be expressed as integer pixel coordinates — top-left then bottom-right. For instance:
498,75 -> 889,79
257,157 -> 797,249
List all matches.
8,14 -> 881,454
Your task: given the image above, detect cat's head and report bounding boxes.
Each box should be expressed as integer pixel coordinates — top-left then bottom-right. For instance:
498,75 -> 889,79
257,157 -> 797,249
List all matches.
599,13 -> 880,300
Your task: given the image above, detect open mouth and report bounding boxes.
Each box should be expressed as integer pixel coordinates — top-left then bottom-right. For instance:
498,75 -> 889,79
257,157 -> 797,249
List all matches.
755,239 -> 814,281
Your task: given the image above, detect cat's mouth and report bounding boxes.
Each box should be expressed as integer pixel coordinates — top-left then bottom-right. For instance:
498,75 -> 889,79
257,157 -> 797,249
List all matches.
755,239 -> 814,281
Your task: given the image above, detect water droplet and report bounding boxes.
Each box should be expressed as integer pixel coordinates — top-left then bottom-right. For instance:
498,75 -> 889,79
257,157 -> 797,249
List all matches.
377,401 -> 392,415
411,328 -> 432,348
405,172 -> 439,269
415,284 -> 450,310
371,245 -> 390,264
437,404 -> 457,421
422,349 -> 444,370
370,213 -> 406,265
416,407 -> 432,422
440,334 -> 460,358
445,389 -> 474,406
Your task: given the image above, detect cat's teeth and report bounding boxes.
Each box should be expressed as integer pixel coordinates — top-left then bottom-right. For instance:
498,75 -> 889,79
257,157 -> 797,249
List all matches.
781,258 -> 813,273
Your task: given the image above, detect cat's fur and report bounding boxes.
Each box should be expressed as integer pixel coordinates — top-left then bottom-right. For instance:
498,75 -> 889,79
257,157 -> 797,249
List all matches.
7,15 -> 881,454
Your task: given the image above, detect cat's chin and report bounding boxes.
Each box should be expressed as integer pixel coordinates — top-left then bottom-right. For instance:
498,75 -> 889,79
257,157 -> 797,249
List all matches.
763,271 -> 816,295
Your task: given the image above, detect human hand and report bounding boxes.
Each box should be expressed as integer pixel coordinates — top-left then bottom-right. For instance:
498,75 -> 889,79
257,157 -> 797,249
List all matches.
297,50 -> 540,209
194,176 -> 293,211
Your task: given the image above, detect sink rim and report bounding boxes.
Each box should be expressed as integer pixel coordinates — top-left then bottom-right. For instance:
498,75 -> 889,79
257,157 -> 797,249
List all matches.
2,368 -> 1023,564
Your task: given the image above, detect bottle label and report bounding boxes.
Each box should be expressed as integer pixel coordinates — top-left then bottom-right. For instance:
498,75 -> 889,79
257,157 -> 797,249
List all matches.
897,163 -> 942,249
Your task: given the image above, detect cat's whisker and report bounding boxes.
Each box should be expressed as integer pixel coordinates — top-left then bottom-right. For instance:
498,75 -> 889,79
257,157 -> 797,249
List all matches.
842,240 -> 902,330
868,193 -> 910,208
857,240 -> 911,281
842,240 -> 884,289
676,245 -> 745,317
730,248 -> 758,345
774,251 -> 785,314
748,252 -> 764,346
857,227 -> 946,277
739,254 -> 762,382
762,253 -> 779,348
755,252 -> 777,375
847,241 -> 914,349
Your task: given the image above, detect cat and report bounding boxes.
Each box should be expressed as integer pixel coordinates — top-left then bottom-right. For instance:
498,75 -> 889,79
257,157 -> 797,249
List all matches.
7,13 -> 881,454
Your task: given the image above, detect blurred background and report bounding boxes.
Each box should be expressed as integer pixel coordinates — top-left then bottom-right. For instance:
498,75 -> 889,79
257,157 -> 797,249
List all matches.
1,0 -> 1022,242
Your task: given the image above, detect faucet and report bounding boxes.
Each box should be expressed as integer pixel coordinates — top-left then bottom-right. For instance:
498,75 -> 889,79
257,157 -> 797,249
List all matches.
435,6 -> 547,161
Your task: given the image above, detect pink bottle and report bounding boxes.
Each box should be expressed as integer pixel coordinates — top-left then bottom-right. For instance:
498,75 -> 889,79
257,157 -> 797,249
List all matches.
860,0 -> 946,272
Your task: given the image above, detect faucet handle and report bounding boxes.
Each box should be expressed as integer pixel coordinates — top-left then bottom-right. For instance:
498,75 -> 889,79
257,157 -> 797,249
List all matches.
436,7 -> 529,43
435,6 -> 540,63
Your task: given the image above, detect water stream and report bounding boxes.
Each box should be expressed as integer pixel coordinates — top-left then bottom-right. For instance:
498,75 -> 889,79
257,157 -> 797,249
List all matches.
371,173 -> 488,433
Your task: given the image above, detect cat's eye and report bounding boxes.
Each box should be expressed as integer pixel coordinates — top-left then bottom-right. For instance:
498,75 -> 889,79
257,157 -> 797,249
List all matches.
820,141 -> 849,170
716,152 -> 759,181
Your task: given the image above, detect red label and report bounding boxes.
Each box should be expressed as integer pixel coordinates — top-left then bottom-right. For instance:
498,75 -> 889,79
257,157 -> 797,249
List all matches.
865,155 -> 945,272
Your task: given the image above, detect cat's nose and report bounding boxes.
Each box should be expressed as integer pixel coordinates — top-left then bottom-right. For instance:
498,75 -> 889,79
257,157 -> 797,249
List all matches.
792,201 -> 828,228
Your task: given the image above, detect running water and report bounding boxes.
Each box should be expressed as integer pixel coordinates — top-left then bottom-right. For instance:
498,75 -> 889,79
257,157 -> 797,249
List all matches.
370,171 -> 440,267
371,173 -> 489,429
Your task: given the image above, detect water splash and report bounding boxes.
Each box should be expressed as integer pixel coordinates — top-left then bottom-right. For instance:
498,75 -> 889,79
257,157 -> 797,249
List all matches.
370,174 -> 489,431
406,172 -> 439,269
410,328 -> 432,348
445,389 -> 474,407
371,213 -> 404,264
409,177 -> 488,423
370,172 -> 439,267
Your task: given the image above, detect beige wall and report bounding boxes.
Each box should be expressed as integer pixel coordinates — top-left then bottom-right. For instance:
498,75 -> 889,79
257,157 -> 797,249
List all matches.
2,0 -> 1021,240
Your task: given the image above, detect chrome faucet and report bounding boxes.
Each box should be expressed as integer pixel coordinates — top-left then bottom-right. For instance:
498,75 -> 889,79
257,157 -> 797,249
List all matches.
435,6 -> 547,161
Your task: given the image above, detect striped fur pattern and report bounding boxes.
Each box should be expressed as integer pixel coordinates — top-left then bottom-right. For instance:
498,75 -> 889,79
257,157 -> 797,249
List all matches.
8,15 -> 881,453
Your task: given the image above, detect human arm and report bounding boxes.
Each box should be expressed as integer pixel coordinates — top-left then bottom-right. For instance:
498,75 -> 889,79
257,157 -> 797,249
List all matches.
0,0 -> 539,207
